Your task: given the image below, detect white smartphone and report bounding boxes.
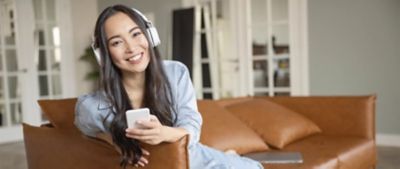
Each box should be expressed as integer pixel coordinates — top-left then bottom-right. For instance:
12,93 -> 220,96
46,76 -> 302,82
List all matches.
125,108 -> 151,129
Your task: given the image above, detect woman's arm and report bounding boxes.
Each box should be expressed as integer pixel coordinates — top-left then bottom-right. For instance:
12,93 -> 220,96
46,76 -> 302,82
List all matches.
172,63 -> 203,147
125,115 -> 188,145
125,62 -> 200,146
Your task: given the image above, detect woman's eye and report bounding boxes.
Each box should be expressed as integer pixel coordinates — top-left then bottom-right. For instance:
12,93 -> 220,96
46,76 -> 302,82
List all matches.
111,40 -> 122,47
132,32 -> 142,37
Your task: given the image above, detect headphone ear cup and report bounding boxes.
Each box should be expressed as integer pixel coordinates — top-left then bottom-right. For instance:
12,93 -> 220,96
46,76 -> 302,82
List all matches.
131,8 -> 161,47
147,26 -> 160,47
91,43 -> 102,65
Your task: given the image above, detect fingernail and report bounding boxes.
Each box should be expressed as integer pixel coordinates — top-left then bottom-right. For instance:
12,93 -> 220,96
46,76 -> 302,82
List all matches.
137,120 -> 142,124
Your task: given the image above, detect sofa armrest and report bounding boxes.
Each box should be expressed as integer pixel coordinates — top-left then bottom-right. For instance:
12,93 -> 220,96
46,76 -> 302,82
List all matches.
23,123 -> 189,169
268,95 -> 376,139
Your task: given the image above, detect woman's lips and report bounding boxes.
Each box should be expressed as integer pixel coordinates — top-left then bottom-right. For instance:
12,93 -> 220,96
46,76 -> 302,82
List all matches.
126,52 -> 143,64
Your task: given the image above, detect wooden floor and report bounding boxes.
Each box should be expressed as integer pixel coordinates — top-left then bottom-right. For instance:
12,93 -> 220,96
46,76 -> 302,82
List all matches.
0,141 -> 399,169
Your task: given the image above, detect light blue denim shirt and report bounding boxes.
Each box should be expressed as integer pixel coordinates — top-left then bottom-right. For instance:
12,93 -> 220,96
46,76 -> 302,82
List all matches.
74,60 -> 263,169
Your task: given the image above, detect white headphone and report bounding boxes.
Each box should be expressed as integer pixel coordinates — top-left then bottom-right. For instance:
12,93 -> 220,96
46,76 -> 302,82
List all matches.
91,8 -> 161,65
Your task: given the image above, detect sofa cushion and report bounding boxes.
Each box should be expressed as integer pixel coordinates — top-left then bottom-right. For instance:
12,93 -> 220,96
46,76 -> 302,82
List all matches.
263,135 -> 375,169
226,99 -> 321,149
37,98 -> 78,129
198,100 -> 269,154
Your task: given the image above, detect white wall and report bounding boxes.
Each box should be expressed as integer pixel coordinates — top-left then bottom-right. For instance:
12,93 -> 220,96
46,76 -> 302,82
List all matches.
71,0 -> 98,95
308,0 -> 400,139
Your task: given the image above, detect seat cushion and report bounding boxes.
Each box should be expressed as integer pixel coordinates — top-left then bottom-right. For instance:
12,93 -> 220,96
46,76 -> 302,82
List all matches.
198,100 -> 269,154
37,98 -> 78,129
226,99 -> 321,149
263,135 -> 376,169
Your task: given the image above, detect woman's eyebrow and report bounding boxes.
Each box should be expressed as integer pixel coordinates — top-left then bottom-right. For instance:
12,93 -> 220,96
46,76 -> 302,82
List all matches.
107,27 -> 140,43
107,35 -> 120,43
129,27 -> 140,33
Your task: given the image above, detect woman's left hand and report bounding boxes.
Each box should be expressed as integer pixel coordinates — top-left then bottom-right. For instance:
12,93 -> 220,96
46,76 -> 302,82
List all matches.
125,115 -> 167,145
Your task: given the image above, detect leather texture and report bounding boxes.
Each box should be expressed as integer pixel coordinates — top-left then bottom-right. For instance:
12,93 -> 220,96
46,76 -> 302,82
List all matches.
262,135 -> 376,169
37,98 -> 78,129
24,96 -> 377,169
198,100 -> 269,154
267,95 -> 376,139
23,123 -> 189,169
226,99 -> 321,149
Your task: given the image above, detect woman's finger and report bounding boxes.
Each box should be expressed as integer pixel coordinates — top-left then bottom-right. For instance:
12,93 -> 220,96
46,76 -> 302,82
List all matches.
137,120 -> 159,129
137,161 -> 145,167
139,156 -> 148,164
149,115 -> 159,121
141,148 -> 150,156
127,133 -> 156,141
126,128 -> 160,136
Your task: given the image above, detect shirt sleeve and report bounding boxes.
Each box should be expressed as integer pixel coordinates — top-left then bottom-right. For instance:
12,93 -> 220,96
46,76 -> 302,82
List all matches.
173,63 -> 203,148
74,95 -> 106,138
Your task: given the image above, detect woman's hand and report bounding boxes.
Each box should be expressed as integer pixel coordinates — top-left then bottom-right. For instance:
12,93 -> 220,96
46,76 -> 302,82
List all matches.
125,115 -> 167,145
131,148 -> 150,168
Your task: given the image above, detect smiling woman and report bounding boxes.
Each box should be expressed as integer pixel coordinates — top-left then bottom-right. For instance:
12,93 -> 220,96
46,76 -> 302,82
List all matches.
74,4 -> 264,169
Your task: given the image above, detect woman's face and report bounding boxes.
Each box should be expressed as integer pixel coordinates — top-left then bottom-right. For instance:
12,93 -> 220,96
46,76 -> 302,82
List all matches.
104,12 -> 150,75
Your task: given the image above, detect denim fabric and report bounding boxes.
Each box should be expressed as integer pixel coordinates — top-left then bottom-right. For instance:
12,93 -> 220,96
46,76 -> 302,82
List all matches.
74,60 -> 263,169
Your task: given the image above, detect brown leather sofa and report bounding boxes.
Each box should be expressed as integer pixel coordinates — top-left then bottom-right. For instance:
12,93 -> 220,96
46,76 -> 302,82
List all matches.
23,95 -> 376,169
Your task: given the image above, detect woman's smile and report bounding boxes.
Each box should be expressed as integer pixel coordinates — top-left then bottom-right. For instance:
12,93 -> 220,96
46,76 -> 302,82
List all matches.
126,52 -> 144,64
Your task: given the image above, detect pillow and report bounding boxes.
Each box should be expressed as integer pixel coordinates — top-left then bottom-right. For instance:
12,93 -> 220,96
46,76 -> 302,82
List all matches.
37,98 -> 78,129
198,100 -> 269,154
226,99 -> 321,149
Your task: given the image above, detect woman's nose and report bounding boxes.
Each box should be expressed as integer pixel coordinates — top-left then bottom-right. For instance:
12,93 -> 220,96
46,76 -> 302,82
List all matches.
125,38 -> 137,53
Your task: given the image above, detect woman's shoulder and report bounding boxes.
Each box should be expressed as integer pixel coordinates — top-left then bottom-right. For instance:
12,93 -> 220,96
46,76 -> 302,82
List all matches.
162,60 -> 189,78
163,60 -> 188,70
75,91 -> 111,137
76,91 -> 112,111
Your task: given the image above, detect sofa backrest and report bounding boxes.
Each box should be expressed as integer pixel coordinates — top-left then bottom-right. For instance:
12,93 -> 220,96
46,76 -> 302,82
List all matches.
268,95 -> 376,139
23,123 -> 190,169
38,98 -> 78,130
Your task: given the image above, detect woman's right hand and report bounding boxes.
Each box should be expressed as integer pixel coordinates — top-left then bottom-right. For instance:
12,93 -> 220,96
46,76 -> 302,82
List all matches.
132,148 -> 150,167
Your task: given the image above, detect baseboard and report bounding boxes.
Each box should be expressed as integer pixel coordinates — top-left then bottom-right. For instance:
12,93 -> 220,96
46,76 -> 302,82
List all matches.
376,134 -> 400,147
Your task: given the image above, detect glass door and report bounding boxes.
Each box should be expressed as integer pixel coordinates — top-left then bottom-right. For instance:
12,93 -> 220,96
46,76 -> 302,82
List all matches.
33,0 -> 63,122
0,0 -> 70,143
250,0 -> 291,96
0,0 -> 25,143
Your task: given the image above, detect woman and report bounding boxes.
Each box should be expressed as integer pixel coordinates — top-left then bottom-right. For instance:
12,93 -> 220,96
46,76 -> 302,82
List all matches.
74,4 -> 263,169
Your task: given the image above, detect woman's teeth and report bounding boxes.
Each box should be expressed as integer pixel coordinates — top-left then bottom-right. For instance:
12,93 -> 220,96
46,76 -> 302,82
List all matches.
128,53 -> 141,61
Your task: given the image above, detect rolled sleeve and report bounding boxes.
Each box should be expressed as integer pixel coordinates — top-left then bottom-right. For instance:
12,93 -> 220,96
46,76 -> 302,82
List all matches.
74,95 -> 105,137
173,63 -> 203,148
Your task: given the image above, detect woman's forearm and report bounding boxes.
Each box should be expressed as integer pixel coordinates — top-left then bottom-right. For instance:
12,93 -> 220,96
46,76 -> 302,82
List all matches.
162,126 -> 189,143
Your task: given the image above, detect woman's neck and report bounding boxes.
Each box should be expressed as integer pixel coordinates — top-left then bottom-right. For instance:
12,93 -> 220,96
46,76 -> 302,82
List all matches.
122,71 -> 146,109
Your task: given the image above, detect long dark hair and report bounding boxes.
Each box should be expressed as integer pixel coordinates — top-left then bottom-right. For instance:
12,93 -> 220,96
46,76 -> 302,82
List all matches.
93,4 -> 175,168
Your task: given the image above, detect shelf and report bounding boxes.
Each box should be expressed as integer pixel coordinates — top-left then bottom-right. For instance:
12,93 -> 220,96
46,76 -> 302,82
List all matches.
253,87 -> 290,93
252,54 -> 289,61
201,58 -> 210,63
202,87 -> 213,93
